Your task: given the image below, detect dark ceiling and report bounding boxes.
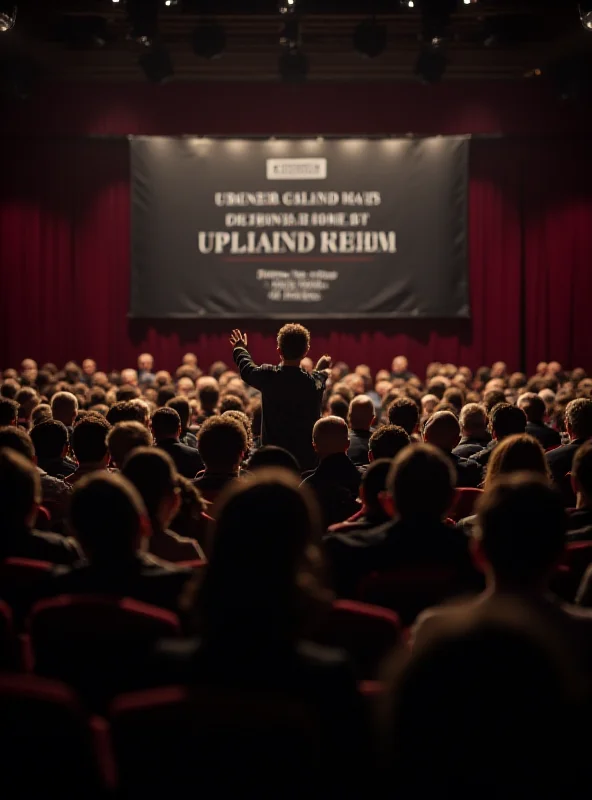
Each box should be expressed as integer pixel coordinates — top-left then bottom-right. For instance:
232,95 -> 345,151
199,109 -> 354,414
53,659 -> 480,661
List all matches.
0,0 -> 589,83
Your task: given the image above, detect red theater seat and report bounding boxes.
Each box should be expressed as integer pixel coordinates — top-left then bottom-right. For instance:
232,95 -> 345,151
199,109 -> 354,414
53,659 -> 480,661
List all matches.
28,595 -> 180,711
0,674 -> 112,799
449,487 -> 483,522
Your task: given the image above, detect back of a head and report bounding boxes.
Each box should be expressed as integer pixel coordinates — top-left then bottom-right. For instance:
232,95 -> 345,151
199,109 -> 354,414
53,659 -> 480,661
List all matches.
476,473 -> 566,585
31,404 -> 53,427
51,391 -> 78,424
423,410 -> 460,453
327,394 -> 349,422
517,392 -> 546,424
572,441 -> 592,500
201,469 -> 323,640
106,400 -> 146,426
247,445 -> 300,476
360,458 -> 391,513
0,426 -> 35,461
386,610 -> 573,797
197,415 -> 247,471
484,434 -> 548,490
122,447 -> 177,524
483,389 -> 506,415
0,398 -> 18,427
369,424 -> 410,461
348,394 -> 375,430
459,402 -> 487,436
106,421 -> 152,468
565,397 -> 592,440
29,420 -> 68,460
71,417 -> 111,465
222,410 -> 253,450
490,402 -> 527,440
0,448 -> 41,529
198,380 -> 219,411
442,387 -> 465,414
69,472 -> 146,562
312,415 -> 349,459
156,385 -> 177,408
151,407 -> 181,441
387,396 -> 419,435
219,394 -> 244,414
388,443 -> 455,520
277,323 -> 310,361
165,396 -> 190,429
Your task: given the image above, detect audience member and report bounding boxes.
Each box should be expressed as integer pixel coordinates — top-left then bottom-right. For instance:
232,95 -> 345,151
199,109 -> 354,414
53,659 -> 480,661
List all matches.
156,384 -> 177,408
30,404 -> 52,427
415,473 -> 592,673
230,325 -> 330,471
194,415 -> 247,502
137,353 -> 156,388
368,424 -> 410,461
386,396 -> 420,437
0,398 -> 18,427
165,396 -> 198,449
106,400 -> 146,426
347,395 -> 375,466
106,421 -> 152,469
301,416 -> 363,528
151,469 -> 367,785
470,402 -> 527,469
122,448 -> 205,563
323,444 -> 475,600
247,445 -> 300,475
222,409 -> 253,456
0,426 -> 72,525
327,394 -> 349,422
15,386 -> 39,427
51,391 -> 78,430
423,411 -> 482,488
196,378 -> 219,422
218,393 -> 244,414
546,398 -> 592,486
567,441 -> 592,539
43,473 -> 191,611
30,420 -> 75,479
327,458 -> 392,535
453,402 -> 490,458
66,416 -> 112,485
517,392 -> 561,450
151,407 -> 203,479
0,448 -> 81,564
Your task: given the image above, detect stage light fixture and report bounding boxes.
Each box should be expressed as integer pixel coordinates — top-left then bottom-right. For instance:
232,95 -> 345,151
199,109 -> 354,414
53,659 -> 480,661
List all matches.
191,23 -> 226,59
278,0 -> 297,13
415,46 -> 447,84
353,19 -> 387,59
0,3 -> 17,32
139,46 -> 174,83
127,0 -> 159,46
580,2 -> 592,30
279,49 -> 308,82
400,0 -> 415,8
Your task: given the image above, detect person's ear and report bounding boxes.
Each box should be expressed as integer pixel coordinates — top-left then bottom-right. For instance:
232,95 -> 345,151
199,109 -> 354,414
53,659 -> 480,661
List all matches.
378,491 -> 395,518
370,415 -> 376,428
25,502 -> 39,528
139,513 -> 152,540
572,473 -> 580,497
61,444 -> 68,458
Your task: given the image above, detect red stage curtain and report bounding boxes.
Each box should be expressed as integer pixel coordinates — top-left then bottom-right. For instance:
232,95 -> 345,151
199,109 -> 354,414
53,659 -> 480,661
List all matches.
0,137 -> 590,375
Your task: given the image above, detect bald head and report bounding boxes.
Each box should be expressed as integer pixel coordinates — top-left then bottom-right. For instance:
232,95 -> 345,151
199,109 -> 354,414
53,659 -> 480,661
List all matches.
348,395 -> 375,431
313,416 -> 350,459
423,410 -> 461,453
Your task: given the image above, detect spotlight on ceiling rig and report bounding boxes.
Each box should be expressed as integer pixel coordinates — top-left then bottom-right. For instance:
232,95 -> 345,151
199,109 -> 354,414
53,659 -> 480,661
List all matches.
278,0 -> 297,14
353,18 -> 387,58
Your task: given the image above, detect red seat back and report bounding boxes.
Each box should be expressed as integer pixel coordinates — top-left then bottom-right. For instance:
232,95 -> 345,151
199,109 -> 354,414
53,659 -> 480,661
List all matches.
0,674 -> 111,798
0,558 -> 53,628
449,487 -> 483,522
552,539 -> 592,602
110,685 -> 321,797
314,599 -> 401,679
29,595 -> 180,711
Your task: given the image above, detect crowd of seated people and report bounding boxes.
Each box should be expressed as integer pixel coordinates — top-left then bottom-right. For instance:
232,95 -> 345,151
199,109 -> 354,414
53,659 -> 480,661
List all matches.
0,345 -> 592,795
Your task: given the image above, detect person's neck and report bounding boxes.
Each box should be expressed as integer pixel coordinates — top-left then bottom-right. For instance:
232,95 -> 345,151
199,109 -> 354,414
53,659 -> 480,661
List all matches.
486,576 -> 547,597
204,465 -> 239,475
281,359 -> 301,367
319,451 -> 348,462
156,434 -> 179,442
350,425 -> 371,433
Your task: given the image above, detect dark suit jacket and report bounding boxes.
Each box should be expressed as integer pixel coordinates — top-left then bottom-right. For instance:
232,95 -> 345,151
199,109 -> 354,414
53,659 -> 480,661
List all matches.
181,430 -> 199,450
323,516 -> 477,599
452,435 -> 490,459
469,440 -> 498,469
566,507 -> 592,542
41,553 -> 192,612
301,454 -> 363,528
37,455 -> 77,479
546,438 -> 586,484
156,438 -> 204,479
526,421 -> 561,451
193,470 -> 238,504
448,452 -> 483,488
347,429 -> 371,466
233,346 -> 327,471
